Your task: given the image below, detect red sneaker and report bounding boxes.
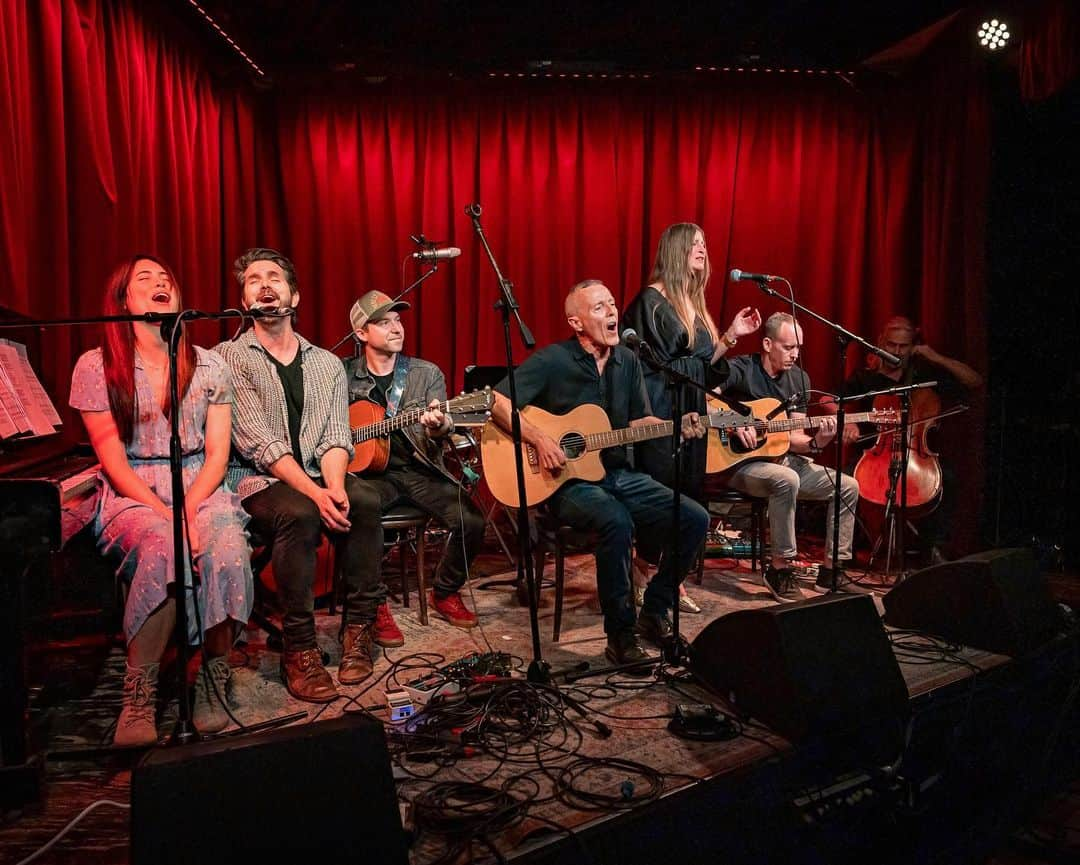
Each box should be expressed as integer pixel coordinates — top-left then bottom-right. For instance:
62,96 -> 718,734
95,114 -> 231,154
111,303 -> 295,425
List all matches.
373,603 -> 404,648
429,591 -> 477,628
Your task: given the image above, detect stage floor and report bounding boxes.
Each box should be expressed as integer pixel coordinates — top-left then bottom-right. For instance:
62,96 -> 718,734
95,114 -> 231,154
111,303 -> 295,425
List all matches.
2,553 -> 1076,865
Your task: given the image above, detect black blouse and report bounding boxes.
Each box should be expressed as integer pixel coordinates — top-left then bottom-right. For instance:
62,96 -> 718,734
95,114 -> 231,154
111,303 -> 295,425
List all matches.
621,286 -> 729,497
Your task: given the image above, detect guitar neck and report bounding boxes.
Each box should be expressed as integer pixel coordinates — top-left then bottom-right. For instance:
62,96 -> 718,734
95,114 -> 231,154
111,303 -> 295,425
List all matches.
763,411 -> 877,434
353,401 -> 445,444
584,421 -> 673,451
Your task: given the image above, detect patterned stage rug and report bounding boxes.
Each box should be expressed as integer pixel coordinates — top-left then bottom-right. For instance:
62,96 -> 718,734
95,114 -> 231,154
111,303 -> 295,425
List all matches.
4,554 -> 1010,865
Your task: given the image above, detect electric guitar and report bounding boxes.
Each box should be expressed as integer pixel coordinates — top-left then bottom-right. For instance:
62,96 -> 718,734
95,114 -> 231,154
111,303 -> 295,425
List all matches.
348,387 -> 494,474
704,395 -> 899,474
480,402 -> 745,507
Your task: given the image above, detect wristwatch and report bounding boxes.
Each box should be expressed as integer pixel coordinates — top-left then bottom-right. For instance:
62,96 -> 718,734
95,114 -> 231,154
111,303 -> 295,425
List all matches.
722,332 -> 738,348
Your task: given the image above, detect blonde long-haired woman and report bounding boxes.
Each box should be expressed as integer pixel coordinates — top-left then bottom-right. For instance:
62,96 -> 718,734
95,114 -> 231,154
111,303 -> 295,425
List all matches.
622,224 -> 761,612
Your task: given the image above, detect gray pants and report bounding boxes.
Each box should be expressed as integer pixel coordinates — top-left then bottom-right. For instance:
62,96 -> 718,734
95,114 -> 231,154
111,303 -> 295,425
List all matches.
726,454 -> 859,562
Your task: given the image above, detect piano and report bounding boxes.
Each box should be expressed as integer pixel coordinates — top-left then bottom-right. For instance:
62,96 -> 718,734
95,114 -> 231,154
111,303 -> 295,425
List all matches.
1,305 -> 103,805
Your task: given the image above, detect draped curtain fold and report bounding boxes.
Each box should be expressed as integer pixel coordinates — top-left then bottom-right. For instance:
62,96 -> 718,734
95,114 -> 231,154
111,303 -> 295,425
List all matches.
1020,0 -> 1080,102
0,0 -> 989,550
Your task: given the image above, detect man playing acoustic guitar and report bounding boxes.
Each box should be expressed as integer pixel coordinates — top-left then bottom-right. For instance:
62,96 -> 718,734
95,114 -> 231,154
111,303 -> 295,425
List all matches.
489,279 -> 709,669
721,312 -> 861,601
343,290 -> 485,633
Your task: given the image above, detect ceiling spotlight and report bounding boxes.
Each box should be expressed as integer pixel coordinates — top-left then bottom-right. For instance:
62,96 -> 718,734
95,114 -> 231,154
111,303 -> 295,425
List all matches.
977,18 -> 1010,51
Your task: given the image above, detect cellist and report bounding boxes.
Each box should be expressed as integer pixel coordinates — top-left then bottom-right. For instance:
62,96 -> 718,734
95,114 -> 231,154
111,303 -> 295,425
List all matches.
842,315 -> 983,563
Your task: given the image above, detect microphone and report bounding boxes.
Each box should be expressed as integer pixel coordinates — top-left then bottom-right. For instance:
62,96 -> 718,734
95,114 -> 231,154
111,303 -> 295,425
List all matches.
621,328 -> 649,355
248,306 -> 296,318
411,247 -> 461,261
730,268 -> 782,283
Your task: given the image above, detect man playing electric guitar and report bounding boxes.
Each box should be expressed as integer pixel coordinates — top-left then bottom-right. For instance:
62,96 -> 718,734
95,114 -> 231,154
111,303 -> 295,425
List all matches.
489,279 -> 709,669
720,312 -> 861,601
343,290 -> 485,633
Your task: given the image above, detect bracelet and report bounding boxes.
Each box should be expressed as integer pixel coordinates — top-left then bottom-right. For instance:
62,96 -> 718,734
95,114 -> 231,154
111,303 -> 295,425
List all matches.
722,332 -> 738,348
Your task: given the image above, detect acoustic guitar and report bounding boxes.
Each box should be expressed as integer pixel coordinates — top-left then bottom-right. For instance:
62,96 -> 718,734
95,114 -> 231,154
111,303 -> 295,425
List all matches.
481,402 -> 745,507
704,395 -> 899,474
348,387 -> 494,474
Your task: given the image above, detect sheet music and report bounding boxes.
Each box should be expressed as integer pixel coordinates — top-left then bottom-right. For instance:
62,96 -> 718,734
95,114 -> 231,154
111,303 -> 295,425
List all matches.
0,339 -> 61,438
0,390 -> 18,438
0,364 -> 32,435
9,340 -> 62,426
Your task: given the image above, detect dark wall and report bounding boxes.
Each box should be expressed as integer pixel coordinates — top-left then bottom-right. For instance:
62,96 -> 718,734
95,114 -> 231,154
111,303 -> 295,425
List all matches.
985,69 -> 1080,565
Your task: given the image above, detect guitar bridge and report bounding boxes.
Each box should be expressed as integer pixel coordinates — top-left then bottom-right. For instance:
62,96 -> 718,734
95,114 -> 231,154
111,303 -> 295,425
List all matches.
525,444 -> 541,474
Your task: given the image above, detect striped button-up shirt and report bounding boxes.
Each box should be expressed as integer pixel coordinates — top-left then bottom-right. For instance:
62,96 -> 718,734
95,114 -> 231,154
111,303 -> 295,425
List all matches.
214,329 -> 353,499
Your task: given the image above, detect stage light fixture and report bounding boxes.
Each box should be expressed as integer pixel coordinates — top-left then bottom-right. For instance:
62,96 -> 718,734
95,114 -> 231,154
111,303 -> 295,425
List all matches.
977,18 -> 1010,51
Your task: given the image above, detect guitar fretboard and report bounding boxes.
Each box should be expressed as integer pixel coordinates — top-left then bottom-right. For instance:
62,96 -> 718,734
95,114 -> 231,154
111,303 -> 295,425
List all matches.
583,421 -> 673,451
750,411 -> 882,434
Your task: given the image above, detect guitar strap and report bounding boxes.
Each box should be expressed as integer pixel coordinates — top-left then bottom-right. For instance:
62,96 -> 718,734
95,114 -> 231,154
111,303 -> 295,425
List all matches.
384,356 -> 410,417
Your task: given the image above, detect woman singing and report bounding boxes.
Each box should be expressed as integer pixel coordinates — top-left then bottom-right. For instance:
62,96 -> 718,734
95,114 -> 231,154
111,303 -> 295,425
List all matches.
623,223 -> 761,612
69,255 -> 252,745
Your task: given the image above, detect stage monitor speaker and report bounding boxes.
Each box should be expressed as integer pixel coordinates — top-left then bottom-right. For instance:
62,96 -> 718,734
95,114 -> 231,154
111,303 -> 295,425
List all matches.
690,594 -> 910,753
131,714 -> 408,865
882,547 -> 1064,656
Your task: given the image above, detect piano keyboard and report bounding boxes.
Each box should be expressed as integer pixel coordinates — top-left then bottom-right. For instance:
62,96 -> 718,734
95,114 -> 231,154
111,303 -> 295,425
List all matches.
59,465 -> 99,503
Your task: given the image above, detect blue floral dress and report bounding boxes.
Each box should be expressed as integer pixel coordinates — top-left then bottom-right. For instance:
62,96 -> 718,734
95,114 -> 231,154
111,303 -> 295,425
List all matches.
69,346 -> 253,643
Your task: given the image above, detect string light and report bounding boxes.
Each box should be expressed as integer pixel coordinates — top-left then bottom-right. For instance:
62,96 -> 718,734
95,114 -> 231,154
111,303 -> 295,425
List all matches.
185,0 -> 267,78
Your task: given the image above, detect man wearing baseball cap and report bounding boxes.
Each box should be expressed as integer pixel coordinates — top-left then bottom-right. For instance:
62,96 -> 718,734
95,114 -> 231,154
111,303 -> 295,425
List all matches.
215,248 -> 387,703
344,290 -> 485,634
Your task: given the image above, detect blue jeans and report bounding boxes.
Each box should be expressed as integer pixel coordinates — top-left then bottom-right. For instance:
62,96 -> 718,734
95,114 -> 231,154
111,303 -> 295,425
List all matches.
547,467 -> 709,636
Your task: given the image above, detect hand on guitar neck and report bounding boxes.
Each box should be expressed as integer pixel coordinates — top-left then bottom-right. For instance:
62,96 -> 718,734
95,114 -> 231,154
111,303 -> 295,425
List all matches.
490,393 -> 707,476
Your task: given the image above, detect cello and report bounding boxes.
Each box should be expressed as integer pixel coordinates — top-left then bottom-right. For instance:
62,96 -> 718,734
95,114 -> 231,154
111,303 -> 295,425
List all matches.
854,386 -> 944,515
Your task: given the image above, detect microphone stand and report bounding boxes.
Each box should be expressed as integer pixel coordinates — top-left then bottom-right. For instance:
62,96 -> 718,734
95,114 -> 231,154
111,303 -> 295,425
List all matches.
325,263 -> 441,355
841,380 -> 937,582
744,280 -> 899,592
464,203 -> 549,683
556,340 -> 718,680
3,307 -> 293,745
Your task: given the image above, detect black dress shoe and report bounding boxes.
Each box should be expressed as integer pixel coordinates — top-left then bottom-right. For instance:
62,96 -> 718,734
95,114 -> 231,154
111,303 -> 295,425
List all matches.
635,611 -> 674,647
604,630 -> 656,676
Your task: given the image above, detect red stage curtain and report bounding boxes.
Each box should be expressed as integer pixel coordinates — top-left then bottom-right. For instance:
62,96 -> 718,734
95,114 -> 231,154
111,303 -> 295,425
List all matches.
0,0 -> 989,551
1020,0 -> 1080,102
0,0 -> 269,402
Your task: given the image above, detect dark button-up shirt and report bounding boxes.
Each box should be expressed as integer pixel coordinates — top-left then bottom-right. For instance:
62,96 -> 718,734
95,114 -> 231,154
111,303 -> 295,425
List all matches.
496,338 -> 652,470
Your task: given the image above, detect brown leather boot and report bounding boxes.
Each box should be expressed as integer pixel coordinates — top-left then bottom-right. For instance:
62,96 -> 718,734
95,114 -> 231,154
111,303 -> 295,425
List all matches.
280,648 -> 338,703
339,623 -> 375,685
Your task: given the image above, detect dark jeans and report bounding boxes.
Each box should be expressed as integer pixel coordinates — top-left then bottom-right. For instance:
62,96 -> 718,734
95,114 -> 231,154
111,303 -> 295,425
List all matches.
546,467 -> 709,636
365,465 -> 485,598
243,475 -> 384,651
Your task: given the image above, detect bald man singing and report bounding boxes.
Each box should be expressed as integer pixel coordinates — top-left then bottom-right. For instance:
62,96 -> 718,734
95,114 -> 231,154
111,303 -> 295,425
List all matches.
490,279 -> 709,671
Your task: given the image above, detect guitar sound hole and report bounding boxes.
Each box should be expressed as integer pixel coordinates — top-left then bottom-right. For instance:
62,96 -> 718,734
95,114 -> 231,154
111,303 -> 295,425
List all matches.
560,432 -> 586,460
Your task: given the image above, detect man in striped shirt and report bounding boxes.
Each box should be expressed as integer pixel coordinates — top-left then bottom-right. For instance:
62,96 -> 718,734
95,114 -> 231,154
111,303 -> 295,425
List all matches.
215,248 -> 385,703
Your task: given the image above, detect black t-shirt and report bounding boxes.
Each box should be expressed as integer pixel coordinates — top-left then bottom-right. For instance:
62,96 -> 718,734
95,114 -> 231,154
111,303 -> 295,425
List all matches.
266,350 -> 305,466
722,354 -> 811,413
496,338 -> 651,471
369,371 -> 414,470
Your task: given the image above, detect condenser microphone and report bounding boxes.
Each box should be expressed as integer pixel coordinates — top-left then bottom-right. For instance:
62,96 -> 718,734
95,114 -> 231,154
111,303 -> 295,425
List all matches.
729,268 -> 782,283
411,247 -> 462,261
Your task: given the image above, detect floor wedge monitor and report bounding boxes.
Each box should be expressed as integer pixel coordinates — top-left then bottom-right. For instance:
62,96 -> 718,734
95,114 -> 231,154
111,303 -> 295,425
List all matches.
883,547 -> 1064,656
131,713 -> 407,865
690,593 -> 910,755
